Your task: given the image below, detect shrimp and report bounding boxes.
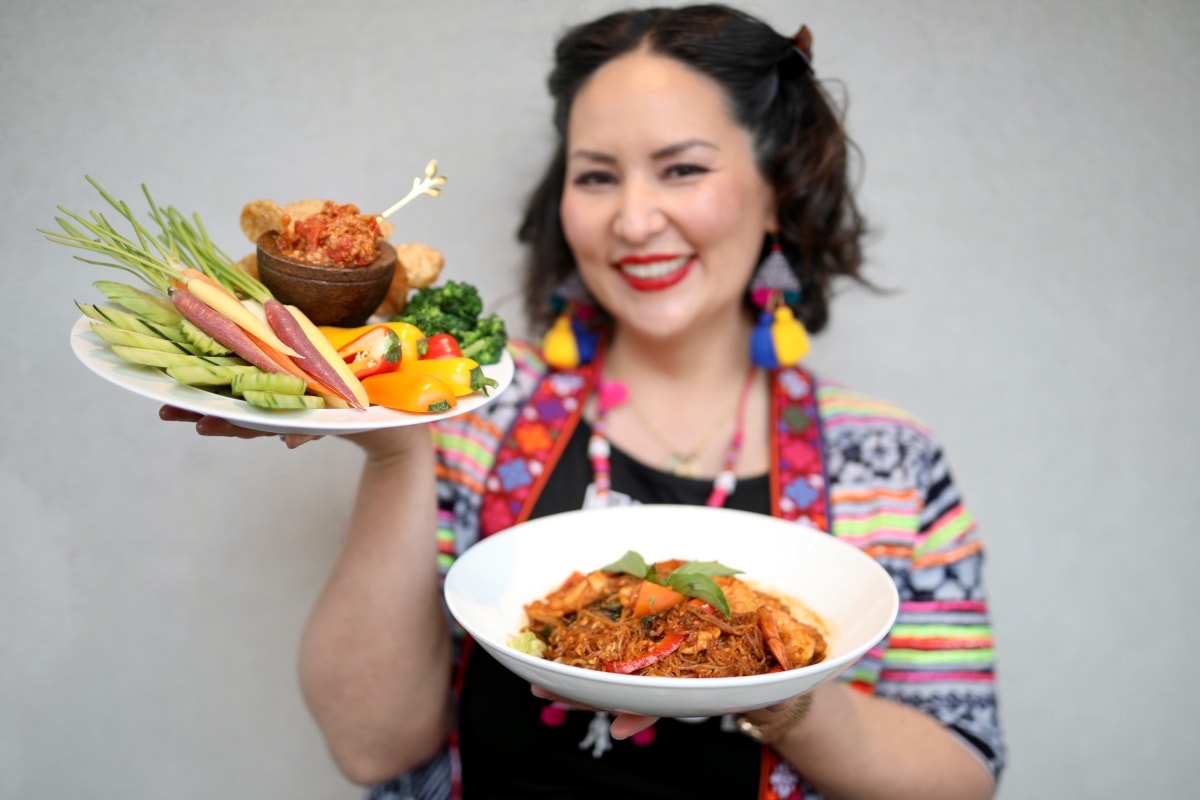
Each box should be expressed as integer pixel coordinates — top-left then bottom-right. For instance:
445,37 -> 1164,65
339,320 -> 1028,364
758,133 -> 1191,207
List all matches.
525,570 -> 624,627
717,576 -> 828,669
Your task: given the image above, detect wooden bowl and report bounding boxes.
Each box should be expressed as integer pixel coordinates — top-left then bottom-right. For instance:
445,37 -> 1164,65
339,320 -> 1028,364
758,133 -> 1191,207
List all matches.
256,233 -> 397,327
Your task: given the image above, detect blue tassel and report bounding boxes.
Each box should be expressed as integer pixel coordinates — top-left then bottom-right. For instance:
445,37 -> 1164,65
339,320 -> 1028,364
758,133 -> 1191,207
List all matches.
750,310 -> 780,369
572,317 -> 599,365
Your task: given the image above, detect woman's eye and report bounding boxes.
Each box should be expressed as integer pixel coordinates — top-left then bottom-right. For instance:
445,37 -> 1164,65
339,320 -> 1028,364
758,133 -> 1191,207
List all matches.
572,170 -> 617,187
663,163 -> 710,179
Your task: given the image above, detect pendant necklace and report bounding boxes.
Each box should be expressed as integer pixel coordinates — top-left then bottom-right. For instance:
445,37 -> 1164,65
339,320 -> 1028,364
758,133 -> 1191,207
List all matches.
624,389 -> 745,478
588,353 -> 758,508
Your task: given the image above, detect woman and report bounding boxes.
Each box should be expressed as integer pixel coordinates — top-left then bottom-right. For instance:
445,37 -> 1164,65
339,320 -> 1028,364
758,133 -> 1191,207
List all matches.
166,5 -> 1004,798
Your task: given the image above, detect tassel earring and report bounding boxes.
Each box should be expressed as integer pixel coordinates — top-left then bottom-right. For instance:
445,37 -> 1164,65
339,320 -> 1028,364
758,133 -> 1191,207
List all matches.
749,238 -> 810,369
542,271 -> 600,370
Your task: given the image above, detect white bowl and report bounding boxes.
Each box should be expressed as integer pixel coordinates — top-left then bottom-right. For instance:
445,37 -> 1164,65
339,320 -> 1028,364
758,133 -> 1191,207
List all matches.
443,504 -> 899,718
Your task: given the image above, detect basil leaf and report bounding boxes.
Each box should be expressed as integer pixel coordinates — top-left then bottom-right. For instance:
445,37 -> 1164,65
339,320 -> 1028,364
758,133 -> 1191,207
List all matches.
601,550 -> 649,578
666,573 -> 732,618
674,560 -> 743,578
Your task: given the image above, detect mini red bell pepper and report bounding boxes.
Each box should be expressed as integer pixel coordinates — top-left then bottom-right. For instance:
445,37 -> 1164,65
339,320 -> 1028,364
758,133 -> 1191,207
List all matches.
335,326 -> 402,379
604,632 -> 686,674
422,332 -> 463,359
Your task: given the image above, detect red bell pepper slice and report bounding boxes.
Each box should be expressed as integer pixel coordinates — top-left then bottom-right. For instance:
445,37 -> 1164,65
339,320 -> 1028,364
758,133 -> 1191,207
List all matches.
335,326 -> 402,379
422,332 -> 463,359
604,632 -> 686,674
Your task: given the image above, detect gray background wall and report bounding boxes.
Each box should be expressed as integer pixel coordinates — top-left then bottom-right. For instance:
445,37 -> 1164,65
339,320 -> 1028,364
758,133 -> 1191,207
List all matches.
2,1 -> 1196,798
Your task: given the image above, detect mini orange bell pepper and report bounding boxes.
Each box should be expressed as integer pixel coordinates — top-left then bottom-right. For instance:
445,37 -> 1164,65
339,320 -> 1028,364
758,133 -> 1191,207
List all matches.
360,370 -> 458,413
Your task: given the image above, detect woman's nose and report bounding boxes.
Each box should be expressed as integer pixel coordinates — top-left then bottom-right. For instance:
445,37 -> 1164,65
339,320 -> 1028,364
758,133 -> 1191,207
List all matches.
612,178 -> 666,243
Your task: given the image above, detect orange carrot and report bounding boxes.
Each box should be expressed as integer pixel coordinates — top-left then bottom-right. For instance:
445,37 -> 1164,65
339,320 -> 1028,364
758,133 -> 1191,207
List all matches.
630,580 -> 687,618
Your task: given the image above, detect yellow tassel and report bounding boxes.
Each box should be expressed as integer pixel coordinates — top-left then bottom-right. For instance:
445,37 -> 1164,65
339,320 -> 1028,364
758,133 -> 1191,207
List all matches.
542,314 -> 580,369
771,306 -> 810,366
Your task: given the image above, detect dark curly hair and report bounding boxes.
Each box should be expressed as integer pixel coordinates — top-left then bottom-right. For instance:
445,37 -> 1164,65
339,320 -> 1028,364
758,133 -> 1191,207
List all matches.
518,3 -> 870,335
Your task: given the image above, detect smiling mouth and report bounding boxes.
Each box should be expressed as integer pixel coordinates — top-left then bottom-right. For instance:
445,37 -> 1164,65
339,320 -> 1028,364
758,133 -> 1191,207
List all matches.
615,255 -> 693,289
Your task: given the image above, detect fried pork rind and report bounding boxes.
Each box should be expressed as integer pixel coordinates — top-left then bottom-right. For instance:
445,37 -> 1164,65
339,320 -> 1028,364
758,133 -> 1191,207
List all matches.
395,242 -> 445,289
280,198 -> 325,226
375,242 -> 445,316
239,199 -> 286,244
375,260 -> 411,317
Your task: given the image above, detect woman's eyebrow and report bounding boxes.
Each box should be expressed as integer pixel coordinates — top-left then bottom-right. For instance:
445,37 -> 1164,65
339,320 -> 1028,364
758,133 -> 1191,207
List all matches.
568,139 -> 718,164
650,139 -> 718,160
568,149 -> 617,165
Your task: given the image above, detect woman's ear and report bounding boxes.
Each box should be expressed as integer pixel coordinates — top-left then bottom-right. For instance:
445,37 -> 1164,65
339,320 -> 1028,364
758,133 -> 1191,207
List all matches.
763,198 -> 780,235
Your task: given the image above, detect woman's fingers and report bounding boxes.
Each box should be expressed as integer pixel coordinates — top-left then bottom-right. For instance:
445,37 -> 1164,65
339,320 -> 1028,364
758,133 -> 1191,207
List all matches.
609,712 -> 659,740
159,405 -> 202,423
280,433 -> 324,448
158,404 -> 322,446
530,685 -> 597,710
530,686 -> 659,740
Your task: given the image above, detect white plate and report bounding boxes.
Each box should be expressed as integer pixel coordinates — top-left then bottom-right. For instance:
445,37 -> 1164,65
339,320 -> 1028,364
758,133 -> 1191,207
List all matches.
444,504 -> 899,719
69,316 -> 514,435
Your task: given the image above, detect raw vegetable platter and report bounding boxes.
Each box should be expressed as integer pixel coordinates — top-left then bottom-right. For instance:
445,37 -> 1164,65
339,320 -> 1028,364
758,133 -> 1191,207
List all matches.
48,171 -> 514,434
69,315 -> 514,435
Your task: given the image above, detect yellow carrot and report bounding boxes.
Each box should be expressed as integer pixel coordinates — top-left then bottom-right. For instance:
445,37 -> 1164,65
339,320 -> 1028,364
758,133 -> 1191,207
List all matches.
179,268 -> 302,358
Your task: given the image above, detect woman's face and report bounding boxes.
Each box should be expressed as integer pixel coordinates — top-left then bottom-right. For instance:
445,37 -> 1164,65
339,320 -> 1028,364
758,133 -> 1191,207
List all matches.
560,51 -> 776,344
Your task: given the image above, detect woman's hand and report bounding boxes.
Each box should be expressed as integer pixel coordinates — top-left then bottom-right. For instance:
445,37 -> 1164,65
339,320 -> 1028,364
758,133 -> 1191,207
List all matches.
158,404 -> 427,456
158,404 -> 324,448
529,685 -> 659,740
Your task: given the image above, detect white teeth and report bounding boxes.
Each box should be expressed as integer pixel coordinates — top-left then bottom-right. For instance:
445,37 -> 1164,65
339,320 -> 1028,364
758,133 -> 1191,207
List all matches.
619,256 -> 690,279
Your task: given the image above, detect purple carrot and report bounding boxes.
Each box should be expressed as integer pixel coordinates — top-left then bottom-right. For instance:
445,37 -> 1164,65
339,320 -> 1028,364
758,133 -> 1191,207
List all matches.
262,299 -> 366,409
170,288 -> 292,377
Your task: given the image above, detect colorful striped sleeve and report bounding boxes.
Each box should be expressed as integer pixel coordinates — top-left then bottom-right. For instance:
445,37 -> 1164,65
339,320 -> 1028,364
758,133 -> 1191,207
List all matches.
876,445 -> 1005,780
818,383 -> 1006,781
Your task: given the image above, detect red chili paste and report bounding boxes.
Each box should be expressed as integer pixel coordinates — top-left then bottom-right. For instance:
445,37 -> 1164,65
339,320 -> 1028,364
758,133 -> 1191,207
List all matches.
276,201 -> 382,267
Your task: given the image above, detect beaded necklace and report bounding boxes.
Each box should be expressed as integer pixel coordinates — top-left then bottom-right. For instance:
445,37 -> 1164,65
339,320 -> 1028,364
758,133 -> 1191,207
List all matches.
587,352 -> 758,508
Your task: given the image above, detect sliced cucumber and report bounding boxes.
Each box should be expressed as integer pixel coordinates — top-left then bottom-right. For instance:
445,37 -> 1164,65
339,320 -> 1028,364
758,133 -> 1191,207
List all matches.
239,390 -> 326,410
76,301 -> 188,343
178,318 -> 233,356
166,364 -> 262,387
109,345 -> 246,369
231,371 -> 307,397
89,321 -> 195,355
92,281 -> 182,327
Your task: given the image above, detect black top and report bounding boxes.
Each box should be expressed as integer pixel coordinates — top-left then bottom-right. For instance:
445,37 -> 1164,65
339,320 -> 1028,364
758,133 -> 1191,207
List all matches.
458,420 -> 771,799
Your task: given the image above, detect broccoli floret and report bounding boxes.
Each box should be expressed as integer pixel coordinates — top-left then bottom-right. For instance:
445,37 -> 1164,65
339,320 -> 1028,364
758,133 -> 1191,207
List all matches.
393,305 -> 458,340
459,313 -> 507,365
389,281 -> 508,365
404,280 -> 482,324
393,280 -> 485,340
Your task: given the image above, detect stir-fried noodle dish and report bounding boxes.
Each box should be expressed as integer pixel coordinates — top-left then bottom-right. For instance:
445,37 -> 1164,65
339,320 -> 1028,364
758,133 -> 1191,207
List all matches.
513,552 -> 828,678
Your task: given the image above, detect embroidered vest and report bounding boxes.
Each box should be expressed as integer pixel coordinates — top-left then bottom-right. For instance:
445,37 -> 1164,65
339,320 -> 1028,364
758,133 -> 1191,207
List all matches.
458,360 -> 829,800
